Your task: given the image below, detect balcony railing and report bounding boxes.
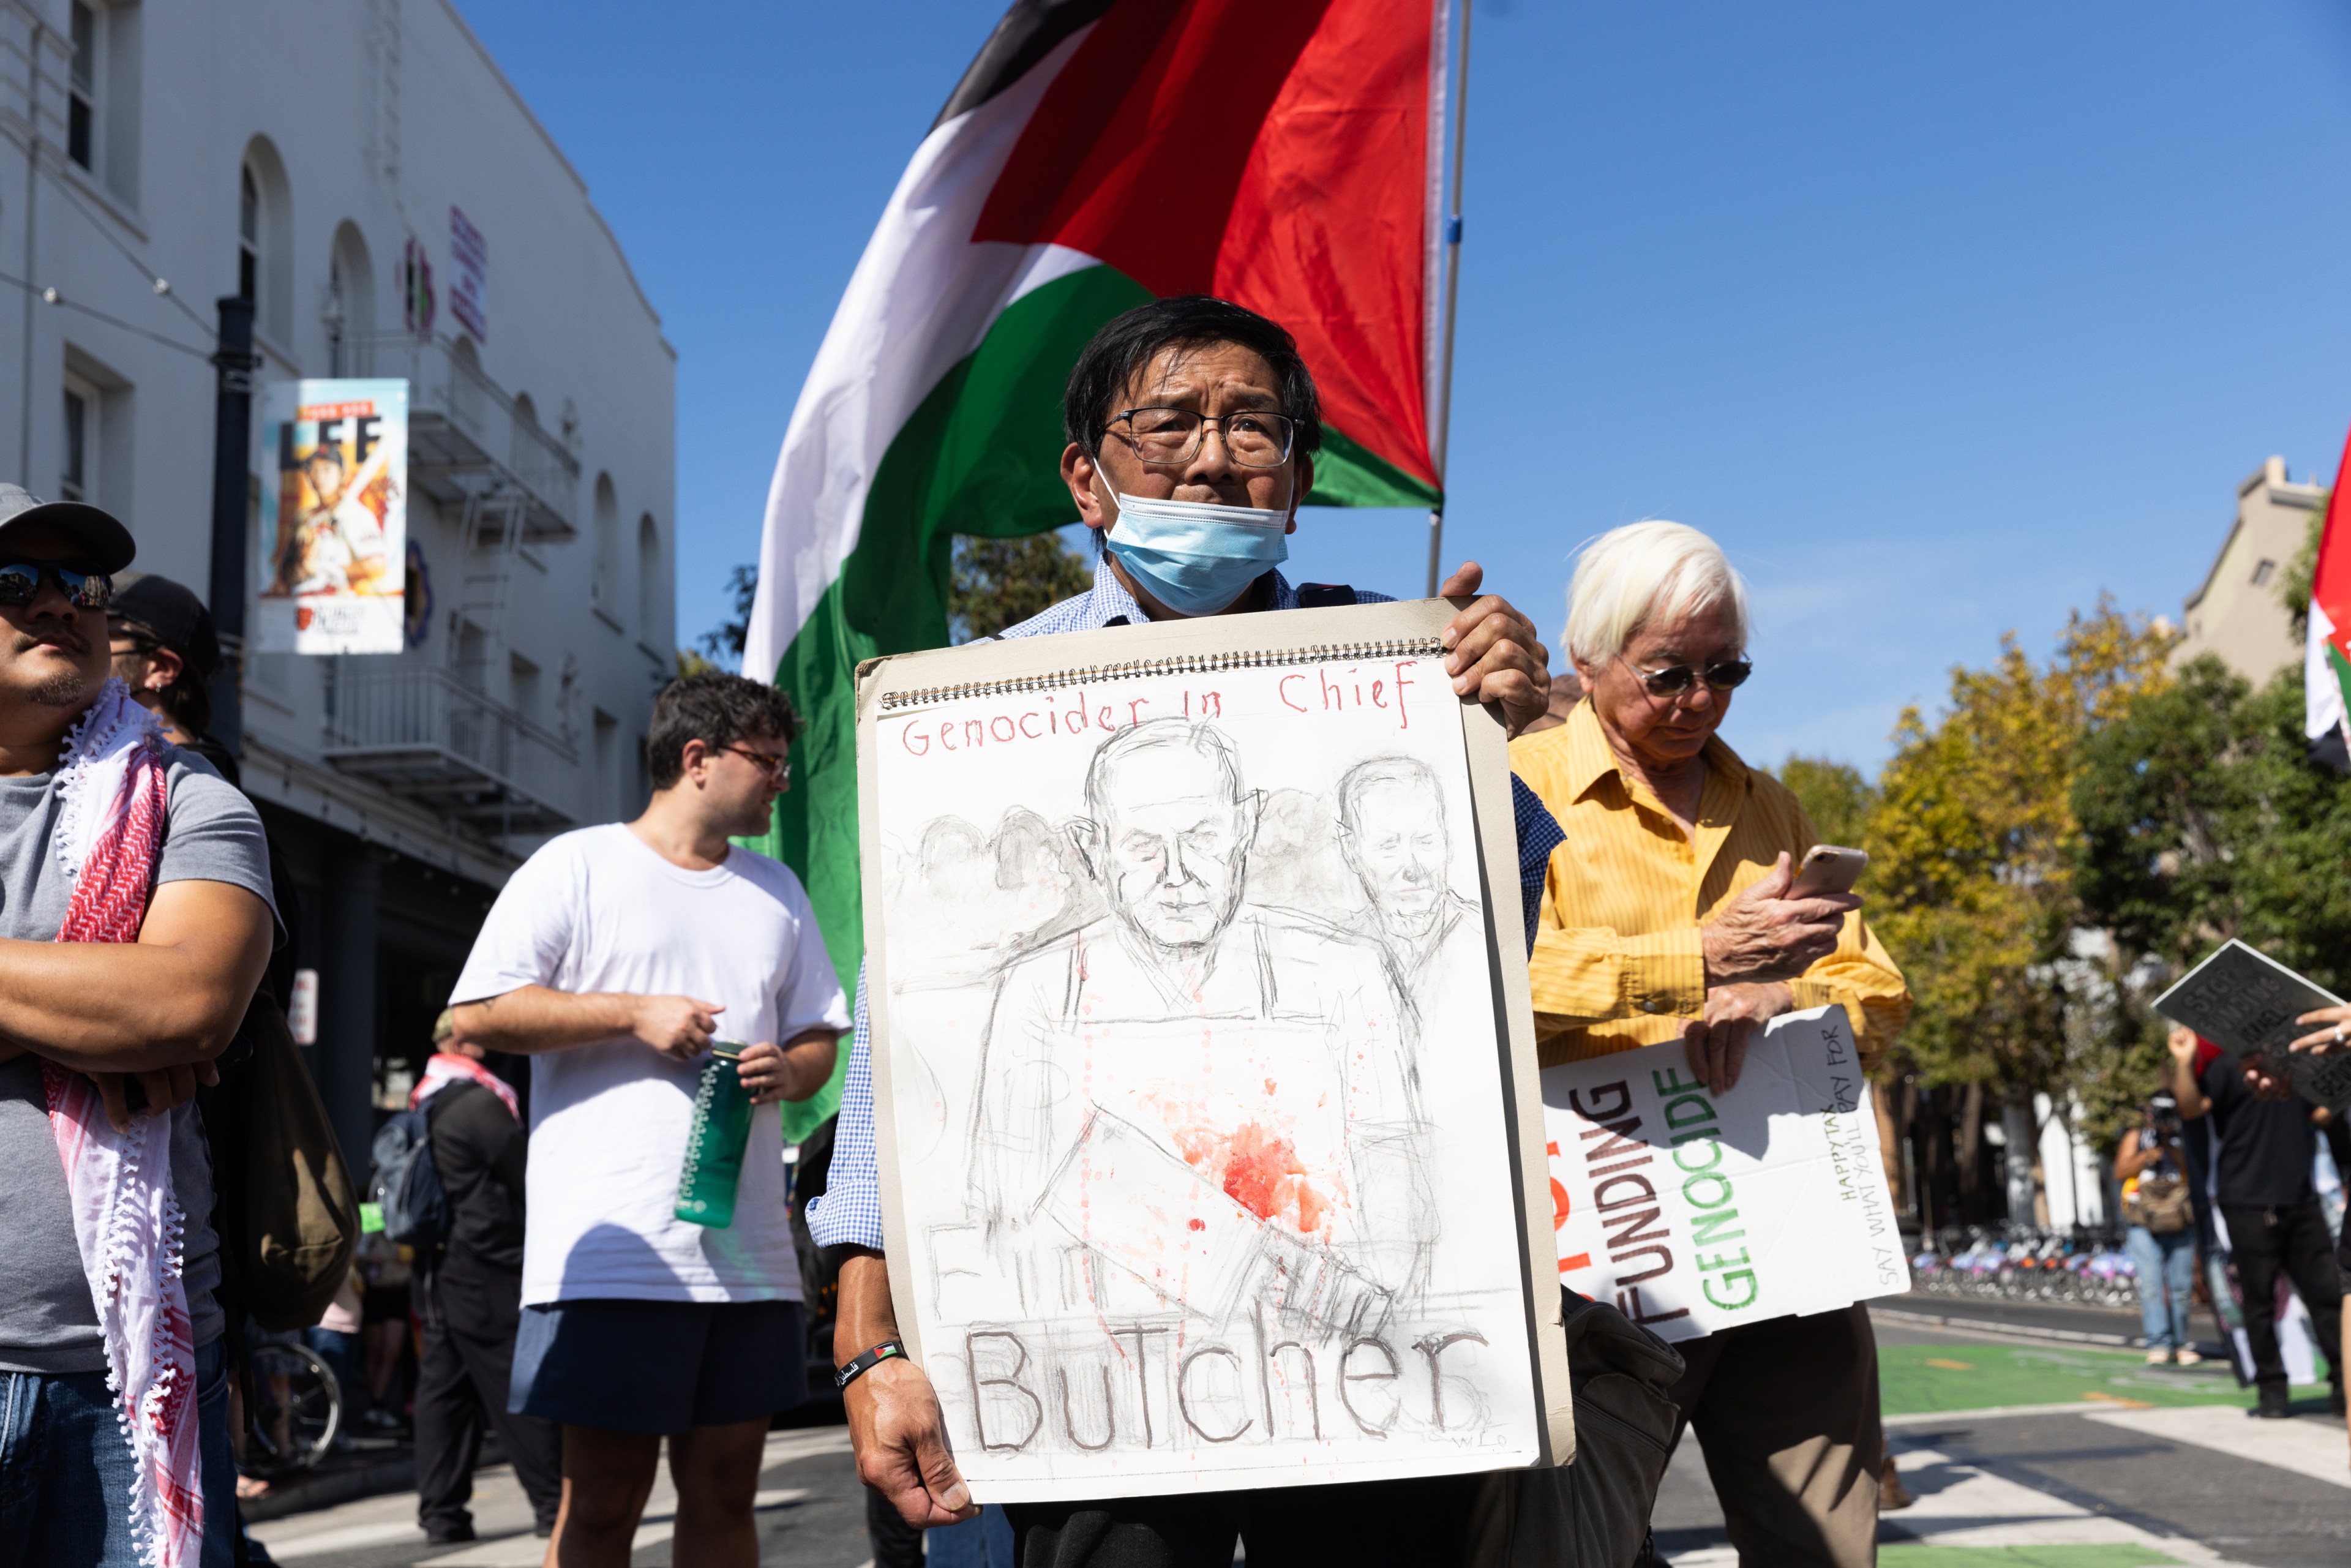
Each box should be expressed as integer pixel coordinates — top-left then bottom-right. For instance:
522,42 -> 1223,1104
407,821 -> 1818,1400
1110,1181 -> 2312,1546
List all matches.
344,332 -> 579,539
323,664 -> 580,834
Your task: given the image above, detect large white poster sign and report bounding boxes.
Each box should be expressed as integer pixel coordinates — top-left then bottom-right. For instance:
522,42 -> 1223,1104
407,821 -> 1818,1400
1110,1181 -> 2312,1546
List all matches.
1541,1008 -> 1908,1343
857,601 -> 1570,1502
253,379 -> 408,655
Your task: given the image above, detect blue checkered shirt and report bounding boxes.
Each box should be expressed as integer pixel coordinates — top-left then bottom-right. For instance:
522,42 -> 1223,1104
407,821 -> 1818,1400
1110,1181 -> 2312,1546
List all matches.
806,557 -> 1565,1250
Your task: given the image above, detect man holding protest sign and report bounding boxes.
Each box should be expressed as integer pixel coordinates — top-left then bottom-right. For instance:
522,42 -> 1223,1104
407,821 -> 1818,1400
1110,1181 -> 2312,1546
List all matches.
1513,520 -> 1911,1568
812,296 -> 1561,1566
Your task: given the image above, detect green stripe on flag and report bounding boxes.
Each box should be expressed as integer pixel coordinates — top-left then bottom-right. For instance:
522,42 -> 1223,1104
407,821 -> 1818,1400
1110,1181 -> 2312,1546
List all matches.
2328,641 -> 2351,731
748,264 -> 1152,1136
1309,423 -> 1441,510
749,261 -> 1447,1139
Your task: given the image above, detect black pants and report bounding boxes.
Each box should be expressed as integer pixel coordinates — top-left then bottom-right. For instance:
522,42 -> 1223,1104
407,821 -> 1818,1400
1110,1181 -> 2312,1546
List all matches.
414,1264 -> 565,1534
2221,1199 -> 2345,1395
1002,1474 -> 1482,1568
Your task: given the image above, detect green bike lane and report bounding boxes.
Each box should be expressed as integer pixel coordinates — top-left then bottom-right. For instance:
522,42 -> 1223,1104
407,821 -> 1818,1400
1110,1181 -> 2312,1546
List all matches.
1659,1316 -> 2348,1568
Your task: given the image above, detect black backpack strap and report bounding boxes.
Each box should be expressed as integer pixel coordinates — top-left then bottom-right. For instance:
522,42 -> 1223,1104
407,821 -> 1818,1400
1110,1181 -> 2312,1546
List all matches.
1296,582 -> 1355,609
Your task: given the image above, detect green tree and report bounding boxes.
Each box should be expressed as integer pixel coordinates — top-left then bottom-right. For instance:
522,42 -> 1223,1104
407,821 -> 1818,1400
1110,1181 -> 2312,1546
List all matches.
693,531 -> 1093,669
2075,658 -> 2351,996
1865,603 -> 2175,1151
1775,757 -> 1877,856
949,531 -> 1093,643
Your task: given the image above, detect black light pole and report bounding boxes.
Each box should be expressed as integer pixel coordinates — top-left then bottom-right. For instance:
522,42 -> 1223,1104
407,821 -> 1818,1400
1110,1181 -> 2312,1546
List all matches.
207,296 -> 257,756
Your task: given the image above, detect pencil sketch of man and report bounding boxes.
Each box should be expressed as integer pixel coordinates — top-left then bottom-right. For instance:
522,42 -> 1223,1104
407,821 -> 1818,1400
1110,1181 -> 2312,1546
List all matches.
1337,756 -> 1485,995
967,719 -> 1430,1334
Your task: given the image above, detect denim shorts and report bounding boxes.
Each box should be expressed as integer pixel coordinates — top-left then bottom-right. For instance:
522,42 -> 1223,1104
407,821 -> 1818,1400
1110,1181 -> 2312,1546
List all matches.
509,1298 -> 807,1434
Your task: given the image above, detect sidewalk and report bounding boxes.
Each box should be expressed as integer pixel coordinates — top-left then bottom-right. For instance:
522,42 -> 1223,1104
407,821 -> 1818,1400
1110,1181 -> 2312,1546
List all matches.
244,1427 -> 866,1568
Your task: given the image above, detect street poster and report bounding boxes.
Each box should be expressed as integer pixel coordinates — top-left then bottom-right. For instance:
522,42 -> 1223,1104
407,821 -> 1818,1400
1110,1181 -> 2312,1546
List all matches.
854,599 -> 1573,1502
254,378 -> 408,655
1542,1007 -> 1910,1344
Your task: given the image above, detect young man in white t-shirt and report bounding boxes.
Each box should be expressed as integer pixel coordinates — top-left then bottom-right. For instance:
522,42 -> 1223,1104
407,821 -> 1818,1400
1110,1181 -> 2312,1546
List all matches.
449,672 -> 849,1567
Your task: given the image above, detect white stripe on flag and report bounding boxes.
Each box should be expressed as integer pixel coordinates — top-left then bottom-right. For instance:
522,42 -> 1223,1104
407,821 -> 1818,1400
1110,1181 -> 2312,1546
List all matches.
744,29 -> 1097,680
2308,600 -> 2345,743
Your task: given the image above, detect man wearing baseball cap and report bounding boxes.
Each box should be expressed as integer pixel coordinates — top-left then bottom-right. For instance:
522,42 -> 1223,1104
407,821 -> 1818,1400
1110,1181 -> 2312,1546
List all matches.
0,485 -> 278,1562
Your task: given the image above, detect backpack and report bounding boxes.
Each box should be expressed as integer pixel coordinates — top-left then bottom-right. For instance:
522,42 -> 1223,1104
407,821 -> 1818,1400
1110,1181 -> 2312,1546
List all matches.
2125,1171 -> 2192,1235
371,1105 -> 450,1253
198,969 -> 361,1334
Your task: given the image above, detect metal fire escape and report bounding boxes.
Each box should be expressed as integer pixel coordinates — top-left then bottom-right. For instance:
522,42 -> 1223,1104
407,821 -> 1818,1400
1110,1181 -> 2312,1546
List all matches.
321,332 -> 582,835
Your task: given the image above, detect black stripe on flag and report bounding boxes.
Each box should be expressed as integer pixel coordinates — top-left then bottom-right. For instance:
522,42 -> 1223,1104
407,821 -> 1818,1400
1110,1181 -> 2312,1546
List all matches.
933,0 -> 1117,130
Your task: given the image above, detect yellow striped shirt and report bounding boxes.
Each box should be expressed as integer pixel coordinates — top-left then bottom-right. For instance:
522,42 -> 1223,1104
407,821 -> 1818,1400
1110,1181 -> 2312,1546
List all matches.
1509,699 -> 1911,1069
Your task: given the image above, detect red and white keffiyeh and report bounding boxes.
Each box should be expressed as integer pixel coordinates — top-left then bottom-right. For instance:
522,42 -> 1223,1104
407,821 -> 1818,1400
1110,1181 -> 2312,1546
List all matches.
410,1052 -> 520,1121
40,680 -> 200,1567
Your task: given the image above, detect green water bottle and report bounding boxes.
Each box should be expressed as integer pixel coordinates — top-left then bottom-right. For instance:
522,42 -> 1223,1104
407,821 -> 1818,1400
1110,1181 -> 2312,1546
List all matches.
676,1043 -> 756,1228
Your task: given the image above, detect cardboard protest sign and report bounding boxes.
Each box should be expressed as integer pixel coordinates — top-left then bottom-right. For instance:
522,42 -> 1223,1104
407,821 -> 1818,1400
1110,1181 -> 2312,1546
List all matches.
1540,1007 -> 1908,1343
2154,940 -> 2351,1114
854,599 -> 1573,1501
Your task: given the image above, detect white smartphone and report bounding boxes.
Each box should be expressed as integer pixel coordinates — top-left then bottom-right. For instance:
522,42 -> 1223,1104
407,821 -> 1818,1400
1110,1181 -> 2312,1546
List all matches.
1789,844 -> 1868,898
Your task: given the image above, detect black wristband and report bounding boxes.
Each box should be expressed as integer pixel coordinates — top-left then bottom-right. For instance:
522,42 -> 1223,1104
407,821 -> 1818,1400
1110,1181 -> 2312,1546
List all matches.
834,1340 -> 907,1391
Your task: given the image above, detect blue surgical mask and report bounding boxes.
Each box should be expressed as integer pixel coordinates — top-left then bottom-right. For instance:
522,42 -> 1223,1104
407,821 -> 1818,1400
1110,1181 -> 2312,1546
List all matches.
1103,490 -> 1292,617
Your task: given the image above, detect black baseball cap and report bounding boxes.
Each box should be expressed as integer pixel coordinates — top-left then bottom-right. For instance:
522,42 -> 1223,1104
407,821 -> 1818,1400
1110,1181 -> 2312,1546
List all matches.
0,483 -> 136,574
111,574 -> 222,680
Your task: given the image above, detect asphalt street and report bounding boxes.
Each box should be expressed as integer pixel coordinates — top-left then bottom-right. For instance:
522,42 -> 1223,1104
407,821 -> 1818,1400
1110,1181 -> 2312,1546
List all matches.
247,1311 -> 2347,1568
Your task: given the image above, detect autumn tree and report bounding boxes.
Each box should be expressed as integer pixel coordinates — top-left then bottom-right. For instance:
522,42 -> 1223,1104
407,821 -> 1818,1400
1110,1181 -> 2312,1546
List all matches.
1864,602 -> 2174,1188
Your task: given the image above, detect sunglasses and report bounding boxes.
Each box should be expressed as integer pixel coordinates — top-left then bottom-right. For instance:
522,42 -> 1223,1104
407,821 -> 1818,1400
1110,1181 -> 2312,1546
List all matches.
0,561 -> 113,610
1621,655 -> 1752,697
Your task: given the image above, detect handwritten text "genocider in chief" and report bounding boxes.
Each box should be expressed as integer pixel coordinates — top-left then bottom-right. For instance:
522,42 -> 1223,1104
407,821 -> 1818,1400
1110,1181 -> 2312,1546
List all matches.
896,661 -> 1424,759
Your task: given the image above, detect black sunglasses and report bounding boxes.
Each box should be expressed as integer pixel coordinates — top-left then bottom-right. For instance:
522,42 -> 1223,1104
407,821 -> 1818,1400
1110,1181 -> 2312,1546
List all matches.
0,561 -> 113,610
1621,655 -> 1752,697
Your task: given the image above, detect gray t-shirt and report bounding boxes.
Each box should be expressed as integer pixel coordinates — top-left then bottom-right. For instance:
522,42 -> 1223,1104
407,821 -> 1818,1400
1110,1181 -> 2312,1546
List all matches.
0,748 -> 277,1374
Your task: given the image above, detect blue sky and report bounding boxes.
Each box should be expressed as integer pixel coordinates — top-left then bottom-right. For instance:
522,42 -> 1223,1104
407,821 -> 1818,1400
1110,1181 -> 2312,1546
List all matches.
453,1 -> 2351,773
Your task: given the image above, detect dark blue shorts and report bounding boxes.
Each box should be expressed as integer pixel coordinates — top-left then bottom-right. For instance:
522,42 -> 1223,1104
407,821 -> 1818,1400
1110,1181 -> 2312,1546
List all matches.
509,1298 -> 808,1434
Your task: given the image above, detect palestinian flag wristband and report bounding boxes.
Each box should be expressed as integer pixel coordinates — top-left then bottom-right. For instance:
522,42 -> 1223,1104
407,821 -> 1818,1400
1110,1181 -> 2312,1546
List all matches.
835,1340 -> 906,1391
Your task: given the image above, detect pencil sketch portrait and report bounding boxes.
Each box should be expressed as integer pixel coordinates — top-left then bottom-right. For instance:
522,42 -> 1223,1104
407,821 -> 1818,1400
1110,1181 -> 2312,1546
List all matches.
869,661 -> 1542,1490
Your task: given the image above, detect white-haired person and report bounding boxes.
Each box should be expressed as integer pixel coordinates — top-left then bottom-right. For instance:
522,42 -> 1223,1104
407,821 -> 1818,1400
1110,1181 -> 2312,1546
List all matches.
1511,519 -> 1911,1568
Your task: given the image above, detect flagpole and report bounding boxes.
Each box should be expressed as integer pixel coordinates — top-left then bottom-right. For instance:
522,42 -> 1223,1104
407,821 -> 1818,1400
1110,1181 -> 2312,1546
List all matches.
1425,0 -> 1472,597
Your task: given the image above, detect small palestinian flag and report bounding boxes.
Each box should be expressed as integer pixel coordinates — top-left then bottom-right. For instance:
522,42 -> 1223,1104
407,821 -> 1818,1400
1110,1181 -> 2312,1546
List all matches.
741,0 -> 1463,1120
2309,426 -> 2351,759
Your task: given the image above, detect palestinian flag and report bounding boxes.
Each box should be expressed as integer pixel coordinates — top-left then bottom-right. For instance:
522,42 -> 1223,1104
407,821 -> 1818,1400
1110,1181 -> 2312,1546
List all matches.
741,0 -> 1463,1123
2309,426 -> 2351,754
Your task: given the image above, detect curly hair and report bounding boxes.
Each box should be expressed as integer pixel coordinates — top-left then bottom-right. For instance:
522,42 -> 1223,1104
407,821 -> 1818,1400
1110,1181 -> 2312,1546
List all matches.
645,672 -> 801,790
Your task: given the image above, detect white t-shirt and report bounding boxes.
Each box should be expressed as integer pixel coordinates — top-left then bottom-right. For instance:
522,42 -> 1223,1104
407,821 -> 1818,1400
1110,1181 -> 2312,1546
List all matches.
451,824 -> 851,1307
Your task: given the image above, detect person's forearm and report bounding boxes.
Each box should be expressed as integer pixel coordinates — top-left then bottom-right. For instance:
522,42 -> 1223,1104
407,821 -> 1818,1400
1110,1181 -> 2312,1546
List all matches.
0,936 -> 257,1071
2171,1059 -> 2209,1118
782,1029 -> 838,1100
835,1250 -> 902,1367
1528,923 -> 1706,1024
451,985 -> 642,1056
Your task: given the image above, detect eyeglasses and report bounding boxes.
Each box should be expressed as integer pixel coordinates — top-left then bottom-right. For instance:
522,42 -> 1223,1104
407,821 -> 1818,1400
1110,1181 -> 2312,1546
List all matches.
0,561 -> 112,610
1106,407 -> 1297,469
722,745 -> 790,784
1620,655 -> 1752,698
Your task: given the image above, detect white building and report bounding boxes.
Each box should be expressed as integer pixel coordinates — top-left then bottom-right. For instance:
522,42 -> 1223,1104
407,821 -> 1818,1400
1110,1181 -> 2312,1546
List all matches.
0,0 -> 677,1167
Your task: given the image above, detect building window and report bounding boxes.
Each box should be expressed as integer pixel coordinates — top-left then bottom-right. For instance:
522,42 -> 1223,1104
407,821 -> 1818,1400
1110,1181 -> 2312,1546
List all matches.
2251,558 -> 2276,588
592,474 -> 619,610
60,388 -> 89,500
67,3 -> 96,170
636,514 -> 661,639
238,165 -> 258,302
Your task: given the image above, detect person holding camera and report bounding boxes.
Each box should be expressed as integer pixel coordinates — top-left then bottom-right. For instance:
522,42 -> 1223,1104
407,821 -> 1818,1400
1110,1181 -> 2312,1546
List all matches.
2169,1025 -> 2345,1419
2114,1082 -> 2199,1366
